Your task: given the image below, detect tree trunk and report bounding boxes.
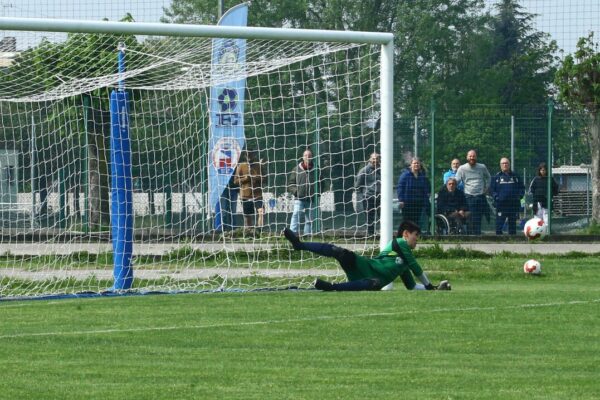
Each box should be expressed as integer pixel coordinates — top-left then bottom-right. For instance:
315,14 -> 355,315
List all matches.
590,113 -> 600,223
86,105 -> 110,229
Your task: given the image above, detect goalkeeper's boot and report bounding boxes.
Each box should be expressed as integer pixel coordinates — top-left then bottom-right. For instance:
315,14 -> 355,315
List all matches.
283,228 -> 303,250
437,280 -> 451,291
314,278 -> 333,291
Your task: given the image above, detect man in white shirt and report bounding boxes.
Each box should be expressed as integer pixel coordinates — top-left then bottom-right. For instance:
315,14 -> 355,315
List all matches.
455,149 -> 491,235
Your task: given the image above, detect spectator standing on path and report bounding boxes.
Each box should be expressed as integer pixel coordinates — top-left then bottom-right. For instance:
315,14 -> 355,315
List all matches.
234,150 -> 264,234
289,149 -> 320,235
443,158 -> 464,191
397,158 -> 431,230
354,152 -> 381,235
218,173 -> 239,232
455,149 -> 491,235
528,162 -> 559,224
490,157 -> 525,235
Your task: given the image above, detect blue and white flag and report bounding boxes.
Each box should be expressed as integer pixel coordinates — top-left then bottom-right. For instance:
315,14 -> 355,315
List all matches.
208,3 -> 248,213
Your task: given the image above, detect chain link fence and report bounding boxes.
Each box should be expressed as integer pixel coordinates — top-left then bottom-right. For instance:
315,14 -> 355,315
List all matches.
394,103 -> 592,235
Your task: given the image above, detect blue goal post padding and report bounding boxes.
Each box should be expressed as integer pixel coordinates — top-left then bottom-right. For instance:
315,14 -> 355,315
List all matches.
110,90 -> 134,290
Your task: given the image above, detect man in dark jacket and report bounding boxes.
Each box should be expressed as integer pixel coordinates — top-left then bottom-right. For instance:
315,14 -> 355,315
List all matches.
490,158 -> 525,235
354,152 -> 381,235
289,149 -> 320,235
437,178 -> 469,233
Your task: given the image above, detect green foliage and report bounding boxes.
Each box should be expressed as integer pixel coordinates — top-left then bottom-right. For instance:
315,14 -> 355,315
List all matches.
0,2 -> 587,234
0,26 -> 144,98
583,221 -> 600,235
161,0 -> 562,197
556,32 -> 600,222
486,0 -> 559,104
395,0 -> 490,111
165,0 -> 557,113
556,33 -> 600,114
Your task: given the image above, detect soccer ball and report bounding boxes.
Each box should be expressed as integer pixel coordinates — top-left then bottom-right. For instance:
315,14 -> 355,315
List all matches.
523,259 -> 542,275
523,217 -> 547,240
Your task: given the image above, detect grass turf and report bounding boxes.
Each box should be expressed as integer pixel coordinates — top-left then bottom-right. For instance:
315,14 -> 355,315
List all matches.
0,256 -> 598,399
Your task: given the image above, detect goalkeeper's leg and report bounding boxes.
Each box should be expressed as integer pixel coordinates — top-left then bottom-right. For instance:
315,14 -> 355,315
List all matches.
314,278 -> 382,291
284,228 -> 375,290
283,228 -> 358,275
283,228 -> 348,260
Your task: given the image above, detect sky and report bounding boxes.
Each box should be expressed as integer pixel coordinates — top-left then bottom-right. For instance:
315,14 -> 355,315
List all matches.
0,0 -> 598,54
507,0 -> 599,55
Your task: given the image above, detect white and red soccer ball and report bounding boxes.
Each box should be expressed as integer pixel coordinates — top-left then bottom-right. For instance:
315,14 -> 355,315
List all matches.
523,217 -> 548,240
523,259 -> 542,275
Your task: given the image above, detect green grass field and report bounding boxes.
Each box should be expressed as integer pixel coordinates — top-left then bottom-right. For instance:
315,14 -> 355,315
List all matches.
0,254 -> 599,399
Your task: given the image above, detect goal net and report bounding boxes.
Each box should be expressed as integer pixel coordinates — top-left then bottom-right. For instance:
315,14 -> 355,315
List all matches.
0,19 -> 392,298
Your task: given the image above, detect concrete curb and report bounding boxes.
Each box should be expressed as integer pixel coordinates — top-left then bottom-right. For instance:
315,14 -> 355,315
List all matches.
418,242 -> 600,254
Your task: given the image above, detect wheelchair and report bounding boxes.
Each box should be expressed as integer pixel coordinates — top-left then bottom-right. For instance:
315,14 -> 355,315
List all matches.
434,213 -> 467,235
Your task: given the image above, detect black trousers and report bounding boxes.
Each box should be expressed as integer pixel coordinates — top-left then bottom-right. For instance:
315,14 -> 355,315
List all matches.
363,195 -> 380,234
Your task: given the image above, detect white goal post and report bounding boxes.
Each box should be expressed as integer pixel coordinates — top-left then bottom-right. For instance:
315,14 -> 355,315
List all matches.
0,16 -> 393,298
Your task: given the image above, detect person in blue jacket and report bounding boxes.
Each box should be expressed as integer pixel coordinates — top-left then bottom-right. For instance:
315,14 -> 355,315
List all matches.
397,158 -> 430,230
490,158 -> 525,235
442,158 -> 464,191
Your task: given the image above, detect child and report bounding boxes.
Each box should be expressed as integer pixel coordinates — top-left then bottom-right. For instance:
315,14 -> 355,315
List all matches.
283,220 -> 451,291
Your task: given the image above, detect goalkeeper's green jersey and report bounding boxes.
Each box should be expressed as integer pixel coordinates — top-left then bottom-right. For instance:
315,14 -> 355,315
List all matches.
347,238 -> 424,286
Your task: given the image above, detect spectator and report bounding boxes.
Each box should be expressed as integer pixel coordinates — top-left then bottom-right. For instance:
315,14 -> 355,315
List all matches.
234,150 -> 264,234
443,158 -> 464,191
455,149 -> 491,235
289,149 -> 320,235
436,177 -> 470,233
218,173 -> 239,232
354,152 -> 381,235
490,158 -> 525,235
397,158 -> 431,229
528,162 -> 559,224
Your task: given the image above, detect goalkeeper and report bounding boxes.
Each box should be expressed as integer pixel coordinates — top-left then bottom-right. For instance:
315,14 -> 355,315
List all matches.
283,220 -> 450,291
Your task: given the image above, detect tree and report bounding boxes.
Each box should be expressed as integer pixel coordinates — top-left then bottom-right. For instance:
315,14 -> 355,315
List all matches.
485,0 -> 559,105
418,0 -> 560,181
162,0 -> 395,209
161,0 -> 564,203
0,15 -> 143,229
556,33 -> 600,223
394,0 -> 489,112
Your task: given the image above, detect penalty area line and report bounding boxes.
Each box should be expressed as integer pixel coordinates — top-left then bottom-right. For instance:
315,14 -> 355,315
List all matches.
0,298 -> 598,340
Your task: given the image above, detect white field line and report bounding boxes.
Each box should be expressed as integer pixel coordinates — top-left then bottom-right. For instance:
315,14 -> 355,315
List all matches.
0,268 -> 341,281
2,242 -> 600,256
0,298 -> 598,340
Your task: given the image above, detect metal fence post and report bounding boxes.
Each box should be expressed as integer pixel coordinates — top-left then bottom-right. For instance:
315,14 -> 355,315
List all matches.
547,99 -> 553,234
430,100 -> 436,235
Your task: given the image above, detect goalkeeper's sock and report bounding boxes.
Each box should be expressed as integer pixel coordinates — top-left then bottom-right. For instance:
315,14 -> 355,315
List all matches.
301,242 -> 337,257
416,273 -> 432,287
330,279 -> 381,291
413,283 -> 426,290
283,228 -> 304,250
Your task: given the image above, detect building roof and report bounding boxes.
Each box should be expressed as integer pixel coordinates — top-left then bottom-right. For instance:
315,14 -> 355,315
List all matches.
552,165 -> 590,175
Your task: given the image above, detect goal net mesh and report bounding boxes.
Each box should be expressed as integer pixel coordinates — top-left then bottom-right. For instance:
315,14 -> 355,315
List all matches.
0,28 -> 382,298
